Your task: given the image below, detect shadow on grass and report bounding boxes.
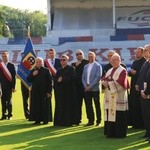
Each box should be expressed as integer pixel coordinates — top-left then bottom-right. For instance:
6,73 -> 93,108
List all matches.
0,120 -> 150,150
0,119 -> 33,133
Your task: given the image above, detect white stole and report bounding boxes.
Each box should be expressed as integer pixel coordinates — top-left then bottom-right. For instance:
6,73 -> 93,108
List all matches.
104,66 -> 125,122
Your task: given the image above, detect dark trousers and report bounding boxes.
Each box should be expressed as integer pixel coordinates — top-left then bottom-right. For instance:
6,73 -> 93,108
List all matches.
76,86 -> 86,123
54,87 -> 59,126
84,91 -> 101,124
141,98 -> 150,137
21,82 -> 29,119
1,89 -> 12,118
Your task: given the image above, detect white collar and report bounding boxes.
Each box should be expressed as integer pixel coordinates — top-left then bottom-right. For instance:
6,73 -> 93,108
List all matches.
89,61 -> 94,65
4,61 -> 9,66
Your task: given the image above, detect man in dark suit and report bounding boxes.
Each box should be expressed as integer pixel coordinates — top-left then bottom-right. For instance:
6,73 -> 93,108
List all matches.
82,52 -> 102,126
0,52 -> 16,120
72,49 -> 89,124
44,48 -> 61,125
137,44 -> 150,142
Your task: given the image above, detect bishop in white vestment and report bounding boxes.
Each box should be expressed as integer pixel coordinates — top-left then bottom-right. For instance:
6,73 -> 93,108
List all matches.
102,53 -> 129,138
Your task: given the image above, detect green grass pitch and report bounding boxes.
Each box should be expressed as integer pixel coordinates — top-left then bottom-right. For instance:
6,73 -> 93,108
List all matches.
0,79 -> 150,150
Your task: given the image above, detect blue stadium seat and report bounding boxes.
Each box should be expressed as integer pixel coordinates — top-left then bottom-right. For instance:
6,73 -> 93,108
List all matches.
59,37 -> 76,45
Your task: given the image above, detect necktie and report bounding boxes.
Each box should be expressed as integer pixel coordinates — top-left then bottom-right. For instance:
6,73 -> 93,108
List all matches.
52,60 -> 54,65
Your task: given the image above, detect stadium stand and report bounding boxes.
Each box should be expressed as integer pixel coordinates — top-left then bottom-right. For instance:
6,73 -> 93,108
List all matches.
1,0 -> 150,67
53,8 -> 113,30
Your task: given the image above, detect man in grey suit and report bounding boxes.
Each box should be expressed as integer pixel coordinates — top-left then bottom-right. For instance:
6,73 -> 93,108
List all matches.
82,52 -> 102,126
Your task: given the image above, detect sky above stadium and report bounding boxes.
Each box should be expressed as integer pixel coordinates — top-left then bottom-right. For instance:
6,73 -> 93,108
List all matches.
0,0 -> 47,13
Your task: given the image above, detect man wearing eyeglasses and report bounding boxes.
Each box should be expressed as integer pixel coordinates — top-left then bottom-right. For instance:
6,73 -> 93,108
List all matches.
82,52 -> 102,126
72,50 -> 89,124
54,55 -> 79,126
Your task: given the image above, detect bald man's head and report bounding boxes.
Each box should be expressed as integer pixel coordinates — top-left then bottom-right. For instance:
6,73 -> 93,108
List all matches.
136,47 -> 144,59
110,53 -> 121,68
144,44 -> 150,59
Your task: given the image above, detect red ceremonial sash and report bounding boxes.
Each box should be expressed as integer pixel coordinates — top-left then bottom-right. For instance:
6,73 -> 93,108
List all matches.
45,59 -> 57,75
0,62 -> 12,82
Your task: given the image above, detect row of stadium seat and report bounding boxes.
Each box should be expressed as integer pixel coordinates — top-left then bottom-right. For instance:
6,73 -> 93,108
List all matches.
59,36 -> 93,45
110,28 -> 149,41
116,28 -> 150,35
110,34 -> 145,41
5,29 -> 149,44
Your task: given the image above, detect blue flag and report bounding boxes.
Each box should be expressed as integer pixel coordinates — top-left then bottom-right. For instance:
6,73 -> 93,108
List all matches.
17,38 -> 36,89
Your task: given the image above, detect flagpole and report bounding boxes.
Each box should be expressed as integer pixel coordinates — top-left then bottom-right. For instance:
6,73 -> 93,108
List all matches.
28,26 -> 30,38
27,25 -> 31,112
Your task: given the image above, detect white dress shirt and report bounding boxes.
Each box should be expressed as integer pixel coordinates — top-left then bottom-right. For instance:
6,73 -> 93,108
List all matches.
87,62 -> 94,85
50,58 -> 55,66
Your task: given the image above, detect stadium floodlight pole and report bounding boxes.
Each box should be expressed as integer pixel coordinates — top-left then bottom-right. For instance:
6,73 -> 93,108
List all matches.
47,0 -> 51,36
112,0 -> 116,28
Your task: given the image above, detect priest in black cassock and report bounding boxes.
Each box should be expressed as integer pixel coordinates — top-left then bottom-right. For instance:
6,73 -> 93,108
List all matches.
128,47 -> 146,128
54,55 -> 79,126
27,57 -> 52,125
142,59 -> 150,143
137,44 -> 150,141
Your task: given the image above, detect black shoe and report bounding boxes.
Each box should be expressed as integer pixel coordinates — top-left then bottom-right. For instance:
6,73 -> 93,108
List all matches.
43,122 -> 48,125
32,121 -> 40,125
96,123 -> 100,126
85,122 -> 94,126
0,116 -> 7,120
74,123 -> 80,126
8,117 -> 12,120
25,116 -> 29,119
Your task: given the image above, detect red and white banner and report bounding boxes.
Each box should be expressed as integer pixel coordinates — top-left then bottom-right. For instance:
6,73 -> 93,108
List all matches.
0,62 -> 12,82
45,59 -> 57,76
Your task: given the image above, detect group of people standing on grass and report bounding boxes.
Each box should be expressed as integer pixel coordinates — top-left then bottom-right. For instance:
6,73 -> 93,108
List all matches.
0,45 -> 150,142
128,45 -> 150,143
